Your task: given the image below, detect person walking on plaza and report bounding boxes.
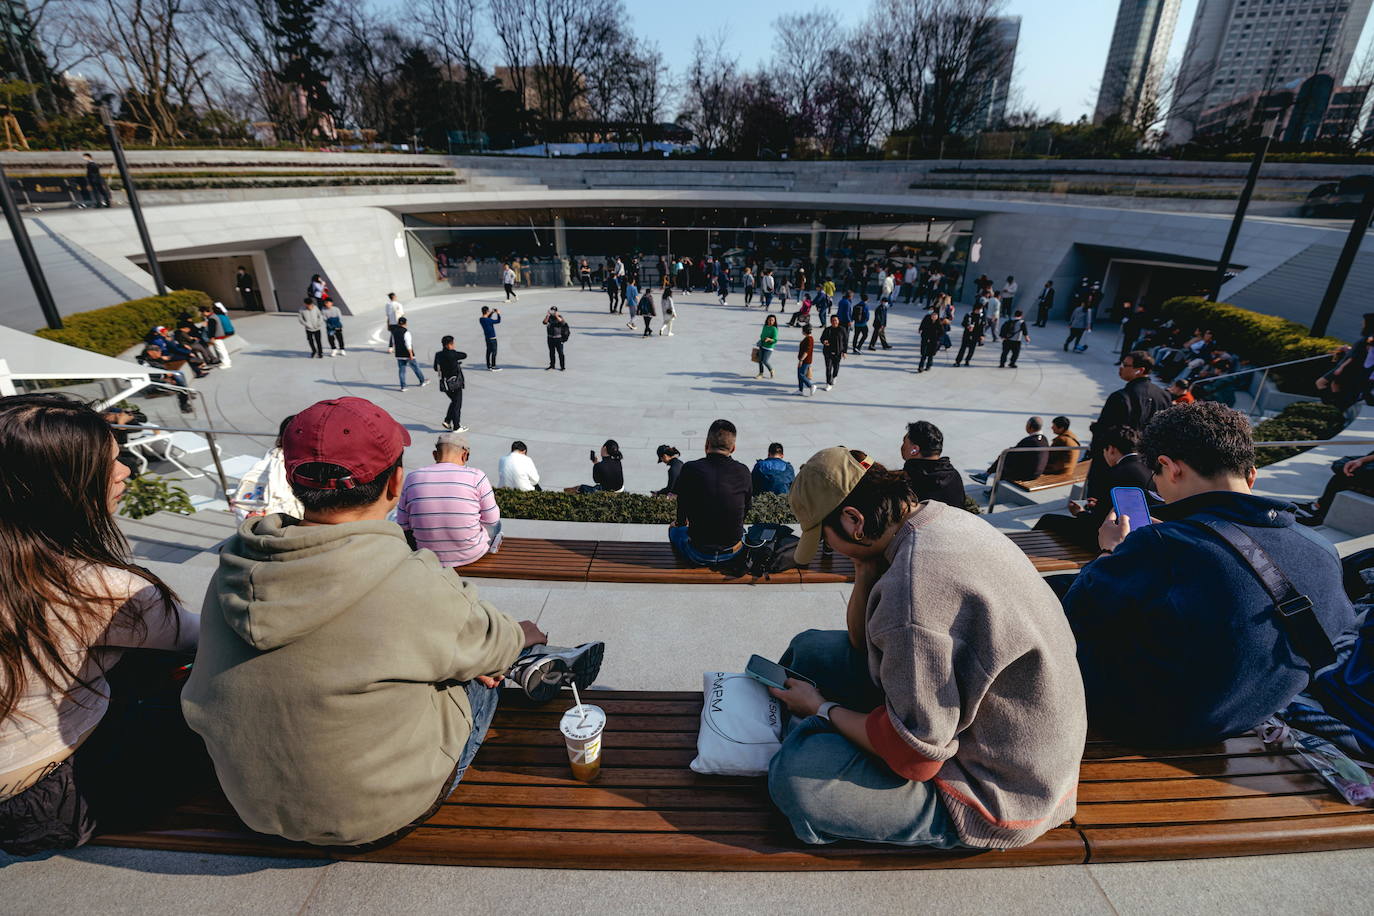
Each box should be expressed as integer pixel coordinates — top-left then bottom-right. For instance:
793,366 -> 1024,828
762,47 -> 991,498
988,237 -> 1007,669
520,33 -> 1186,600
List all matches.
1064,302 -> 1092,352
755,314 -> 779,379
502,263 -> 517,301
479,307 -> 502,370
299,297 -> 324,359
917,305 -> 943,373
1116,303 -> 1146,363
797,324 -> 816,396
760,269 -> 775,310
820,316 -> 845,390
659,287 -> 676,336
543,307 -> 569,370
639,289 -> 657,337
1034,281 -> 1055,328
850,297 -> 870,352
321,300 -> 346,356
954,303 -> 987,367
82,152 -> 112,207
814,289 -> 831,326
982,286 -> 1002,342
433,336 -> 468,432
391,318 -> 426,390
623,278 -> 640,325
868,299 -> 891,350
999,310 -> 1031,368
499,441 -> 541,491
743,266 -> 755,306
385,294 -> 405,353
717,262 -> 731,305
836,292 -> 853,352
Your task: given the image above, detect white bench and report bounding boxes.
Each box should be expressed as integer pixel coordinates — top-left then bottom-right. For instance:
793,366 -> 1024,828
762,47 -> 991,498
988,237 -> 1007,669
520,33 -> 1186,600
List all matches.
126,430 -> 221,479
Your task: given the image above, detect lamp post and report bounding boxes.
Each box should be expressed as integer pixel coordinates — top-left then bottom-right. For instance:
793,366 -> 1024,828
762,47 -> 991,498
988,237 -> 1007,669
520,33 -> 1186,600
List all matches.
0,162 -> 62,329
1210,132 -> 1272,302
100,105 -> 166,295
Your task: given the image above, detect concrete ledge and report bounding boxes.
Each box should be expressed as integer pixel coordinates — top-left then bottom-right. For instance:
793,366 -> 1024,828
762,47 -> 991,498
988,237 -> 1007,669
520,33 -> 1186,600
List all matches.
1325,491 -> 1374,537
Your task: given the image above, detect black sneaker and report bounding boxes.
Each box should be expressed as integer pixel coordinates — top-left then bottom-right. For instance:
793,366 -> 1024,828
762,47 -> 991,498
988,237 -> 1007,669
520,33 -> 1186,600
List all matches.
507,642 -> 605,703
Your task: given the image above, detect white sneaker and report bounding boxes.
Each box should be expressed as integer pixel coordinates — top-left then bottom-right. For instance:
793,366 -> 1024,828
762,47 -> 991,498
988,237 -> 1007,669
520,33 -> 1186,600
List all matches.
339,349 -> 347,356
455,425 -> 469,433
328,350 -> 337,357
825,384 -> 833,391
668,332 -> 674,336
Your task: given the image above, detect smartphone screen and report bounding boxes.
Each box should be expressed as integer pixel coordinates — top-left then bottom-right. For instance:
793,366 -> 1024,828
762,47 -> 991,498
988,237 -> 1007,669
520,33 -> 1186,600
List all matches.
745,654 -> 814,689
1110,486 -> 1153,533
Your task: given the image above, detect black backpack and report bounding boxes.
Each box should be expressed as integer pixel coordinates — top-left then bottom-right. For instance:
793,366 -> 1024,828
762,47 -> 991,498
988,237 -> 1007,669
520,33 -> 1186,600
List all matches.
721,524 -> 801,580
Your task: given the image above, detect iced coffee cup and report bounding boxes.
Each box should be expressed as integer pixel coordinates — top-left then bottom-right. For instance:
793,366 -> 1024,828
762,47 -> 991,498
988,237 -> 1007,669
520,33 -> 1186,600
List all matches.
560,704 -> 606,782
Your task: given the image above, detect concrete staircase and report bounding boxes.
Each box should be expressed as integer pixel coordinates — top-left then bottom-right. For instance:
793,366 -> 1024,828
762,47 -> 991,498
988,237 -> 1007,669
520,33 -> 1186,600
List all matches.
118,509 -> 238,564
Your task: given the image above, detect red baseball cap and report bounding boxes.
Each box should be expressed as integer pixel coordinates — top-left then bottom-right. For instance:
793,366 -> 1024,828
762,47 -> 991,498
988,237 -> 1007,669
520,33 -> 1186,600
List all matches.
282,397 -> 411,490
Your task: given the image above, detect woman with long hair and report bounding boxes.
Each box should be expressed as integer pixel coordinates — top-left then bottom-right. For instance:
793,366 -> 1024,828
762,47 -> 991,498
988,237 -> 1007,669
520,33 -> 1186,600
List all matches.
756,314 -> 779,379
0,394 -> 201,856
569,440 -> 625,494
767,448 -> 1084,850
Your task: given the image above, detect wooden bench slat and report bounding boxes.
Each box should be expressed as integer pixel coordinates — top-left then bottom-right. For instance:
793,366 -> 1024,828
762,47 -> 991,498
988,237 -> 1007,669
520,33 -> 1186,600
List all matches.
1074,793 -> 1374,827
472,746 -> 696,767
488,713 -> 701,732
1082,813 -> 1374,863
1079,754 -> 1308,782
485,728 -> 700,749
1007,459 -> 1092,493
462,765 -> 758,788
1076,772 -> 1332,802
336,825 -> 1089,870
446,784 -> 773,811
430,804 -> 780,833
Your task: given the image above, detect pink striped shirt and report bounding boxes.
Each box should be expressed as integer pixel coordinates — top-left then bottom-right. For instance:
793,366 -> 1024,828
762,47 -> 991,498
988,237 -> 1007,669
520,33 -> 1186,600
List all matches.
397,463 -> 500,567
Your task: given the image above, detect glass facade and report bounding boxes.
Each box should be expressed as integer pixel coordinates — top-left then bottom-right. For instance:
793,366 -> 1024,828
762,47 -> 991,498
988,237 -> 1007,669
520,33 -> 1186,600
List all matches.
402,207 -> 977,303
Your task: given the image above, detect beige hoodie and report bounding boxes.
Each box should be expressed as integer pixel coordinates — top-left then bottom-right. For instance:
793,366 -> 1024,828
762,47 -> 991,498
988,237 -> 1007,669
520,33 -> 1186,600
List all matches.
182,514 -> 522,846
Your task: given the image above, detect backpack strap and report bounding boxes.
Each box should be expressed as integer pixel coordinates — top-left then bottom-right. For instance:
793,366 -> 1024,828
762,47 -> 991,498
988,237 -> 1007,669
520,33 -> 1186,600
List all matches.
1184,518 -> 1336,671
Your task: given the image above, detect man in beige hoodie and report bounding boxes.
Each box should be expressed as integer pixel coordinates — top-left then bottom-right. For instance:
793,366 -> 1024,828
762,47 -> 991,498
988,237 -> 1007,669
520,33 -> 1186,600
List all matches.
184,397 -> 603,847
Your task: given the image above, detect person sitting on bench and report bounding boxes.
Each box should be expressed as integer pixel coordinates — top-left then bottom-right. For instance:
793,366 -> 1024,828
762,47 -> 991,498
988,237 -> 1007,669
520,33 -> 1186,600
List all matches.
1033,425 -> 1154,550
765,447 -> 1085,849
1043,416 -> 1081,476
1296,449 -> 1374,527
668,418 -> 752,567
183,397 -> 604,849
1061,402 -> 1359,747
899,420 -> 964,508
971,416 -> 1048,484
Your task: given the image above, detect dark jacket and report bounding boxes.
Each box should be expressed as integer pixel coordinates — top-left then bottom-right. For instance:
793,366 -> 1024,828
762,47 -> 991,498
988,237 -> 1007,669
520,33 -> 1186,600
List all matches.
1083,453 -> 1154,526
433,349 -> 467,388
998,433 -> 1050,481
656,457 -> 684,496
1063,491 -> 1359,747
751,456 -> 796,495
962,312 -> 988,338
674,453 -> 752,548
919,313 -> 943,339
592,457 -> 623,492
1090,377 -> 1172,455
820,326 -> 845,354
903,456 -> 965,509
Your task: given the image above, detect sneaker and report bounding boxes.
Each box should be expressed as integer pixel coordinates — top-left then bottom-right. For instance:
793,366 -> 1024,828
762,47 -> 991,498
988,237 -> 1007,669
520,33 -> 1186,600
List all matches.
491,367 -> 503,372
970,472 -> 990,484
508,642 -> 605,703
442,420 -> 454,430
340,350 -> 347,356
455,425 -> 469,433
824,384 -> 833,391
420,379 -> 430,388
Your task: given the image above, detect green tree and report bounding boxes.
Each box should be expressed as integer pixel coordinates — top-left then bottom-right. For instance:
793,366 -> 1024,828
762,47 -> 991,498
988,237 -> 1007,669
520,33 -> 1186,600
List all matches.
267,0 -> 334,141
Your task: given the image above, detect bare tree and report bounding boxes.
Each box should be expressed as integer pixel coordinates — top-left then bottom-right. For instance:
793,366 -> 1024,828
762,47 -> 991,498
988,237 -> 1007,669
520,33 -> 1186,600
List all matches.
770,7 -> 841,132
679,34 -> 741,154
414,0 -> 486,133
618,41 -> 670,151
488,0 -> 532,113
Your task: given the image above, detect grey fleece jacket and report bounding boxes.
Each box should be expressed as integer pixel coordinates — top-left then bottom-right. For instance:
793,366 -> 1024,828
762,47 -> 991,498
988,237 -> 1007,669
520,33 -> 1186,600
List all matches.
182,514 -> 523,846
866,502 -> 1087,849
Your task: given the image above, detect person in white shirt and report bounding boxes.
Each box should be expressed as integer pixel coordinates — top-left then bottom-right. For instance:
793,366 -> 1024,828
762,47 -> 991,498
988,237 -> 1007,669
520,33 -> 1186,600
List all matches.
498,441 -> 541,491
502,264 -> 518,301
384,293 -> 404,329
1000,276 -> 1019,316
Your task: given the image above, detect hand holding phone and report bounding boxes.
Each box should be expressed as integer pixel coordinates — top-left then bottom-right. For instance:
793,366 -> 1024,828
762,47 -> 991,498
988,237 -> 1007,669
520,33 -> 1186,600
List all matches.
1109,487 -> 1153,534
589,449 -> 597,462
745,654 -> 815,690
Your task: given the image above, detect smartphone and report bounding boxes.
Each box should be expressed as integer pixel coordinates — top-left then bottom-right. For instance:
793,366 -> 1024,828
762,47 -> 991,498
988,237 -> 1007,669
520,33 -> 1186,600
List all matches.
745,654 -> 815,690
1110,486 -> 1153,533
589,449 -> 597,461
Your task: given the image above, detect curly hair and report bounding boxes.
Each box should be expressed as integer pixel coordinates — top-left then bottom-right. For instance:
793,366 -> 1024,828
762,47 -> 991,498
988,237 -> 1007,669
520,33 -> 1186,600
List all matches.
1142,402 -> 1255,478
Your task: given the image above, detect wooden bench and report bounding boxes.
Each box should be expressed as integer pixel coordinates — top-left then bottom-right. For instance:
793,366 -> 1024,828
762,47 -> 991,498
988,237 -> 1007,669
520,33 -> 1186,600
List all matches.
92,690 -> 1374,869
1005,458 -> 1092,494
461,530 -> 1097,585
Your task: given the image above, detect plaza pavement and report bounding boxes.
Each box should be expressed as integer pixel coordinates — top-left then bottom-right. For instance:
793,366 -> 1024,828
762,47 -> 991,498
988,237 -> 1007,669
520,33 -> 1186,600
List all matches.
5,289 -> 1373,913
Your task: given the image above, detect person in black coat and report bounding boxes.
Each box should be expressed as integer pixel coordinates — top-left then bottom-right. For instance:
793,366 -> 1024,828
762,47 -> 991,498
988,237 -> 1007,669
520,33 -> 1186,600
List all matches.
900,420 -> 966,508
974,416 -> 1050,483
655,444 -> 684,496
1034,425 -> 1157,548
1034,281 -> 1055,327
433,335 -> 468,431
1086,350 -> 1172,496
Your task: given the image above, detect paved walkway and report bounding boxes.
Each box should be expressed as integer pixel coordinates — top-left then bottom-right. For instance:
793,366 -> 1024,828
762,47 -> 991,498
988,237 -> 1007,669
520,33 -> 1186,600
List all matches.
194,288 -> 1129,494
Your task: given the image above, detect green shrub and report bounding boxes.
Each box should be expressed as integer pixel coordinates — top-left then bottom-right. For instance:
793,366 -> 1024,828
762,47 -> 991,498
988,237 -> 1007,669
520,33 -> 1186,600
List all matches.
1157,297 -> 1347,393
36,290 -> 213,356
118,474 -> 194,520
493,489 -> 980,523
1253,402 -> 1346,468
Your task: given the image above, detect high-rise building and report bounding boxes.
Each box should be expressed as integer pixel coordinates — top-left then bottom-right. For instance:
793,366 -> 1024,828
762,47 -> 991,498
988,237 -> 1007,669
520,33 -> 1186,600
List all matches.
977,16 -> 1021,129
1093,0 -> 1183,126
1167,0 -> 1374,144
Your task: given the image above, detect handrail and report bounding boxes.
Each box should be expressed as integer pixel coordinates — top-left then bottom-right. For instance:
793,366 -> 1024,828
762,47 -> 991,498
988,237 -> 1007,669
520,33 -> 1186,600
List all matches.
983,437 -> 1374,513
112,423 -> 277,437
1188,352 -> 1337,388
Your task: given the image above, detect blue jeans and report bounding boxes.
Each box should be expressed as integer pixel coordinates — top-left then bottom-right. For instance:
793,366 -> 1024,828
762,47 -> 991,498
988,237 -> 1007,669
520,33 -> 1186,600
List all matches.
767,629 -> 966,848
440,644 -> 535,797
667,524 -> 742,567
797,363 -> 815,392
397,358 -> 425,387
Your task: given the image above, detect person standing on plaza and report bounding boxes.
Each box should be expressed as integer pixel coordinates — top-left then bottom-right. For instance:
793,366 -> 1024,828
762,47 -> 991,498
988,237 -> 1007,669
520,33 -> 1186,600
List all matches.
797,323 -> 816,396
385,293 -> 405,343
954,303 -> 988,367
836,292 -> 853,352
391,317 -> 426,390
604,256 -> 619,311
234,266 -> 257,310
639,288 -> 657,337
917,305 -> 943,373
1000,275 -> 1018,318
502,263 -> 517,301
999,310 -> 1030,368
868,298 -> 891,350
777,277 -> 790,313
743,267 -> 756,306
659,286 -> 676,336
299,297 -> 324,359
1064,302 -> 1092,352
623,278 -> 640,327
755,314 -> 779,379
433,336 -> 468,432
1116,303 -> 1146,364
820,315 -> 845,390
321,300 -> 346,357
464,255 -> 478,286
761,269 -> 776,310
1034,281 -> 1055,328
850,297 -> 870,352
82,152 -> 112,207
479,307 -> 502,371
579,259 -> 591,291
717,262 -> 731,305
543,308 -> 568,370
814,289 -> 831,326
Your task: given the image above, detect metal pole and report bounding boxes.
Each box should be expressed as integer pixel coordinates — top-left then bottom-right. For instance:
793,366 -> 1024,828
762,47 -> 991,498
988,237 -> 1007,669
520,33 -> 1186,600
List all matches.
985,450 -> 1009,513
1210,134 -> 1271,302
1310,186 -> 1374,338
0,162 -> 62,329
1252,367 -> 1270,418
100,105 -> 166,295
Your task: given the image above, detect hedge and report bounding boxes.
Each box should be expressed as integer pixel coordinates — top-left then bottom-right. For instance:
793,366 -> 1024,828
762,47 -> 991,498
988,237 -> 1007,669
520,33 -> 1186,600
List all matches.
1156,297 -> 1347,392
492,489 -> 981,524
36,290 -> 213,356
1253,401 -> 1347,467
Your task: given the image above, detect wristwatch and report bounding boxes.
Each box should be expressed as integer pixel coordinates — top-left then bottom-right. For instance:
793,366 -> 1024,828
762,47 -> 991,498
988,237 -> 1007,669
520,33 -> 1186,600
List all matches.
815,701 -> 840,722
